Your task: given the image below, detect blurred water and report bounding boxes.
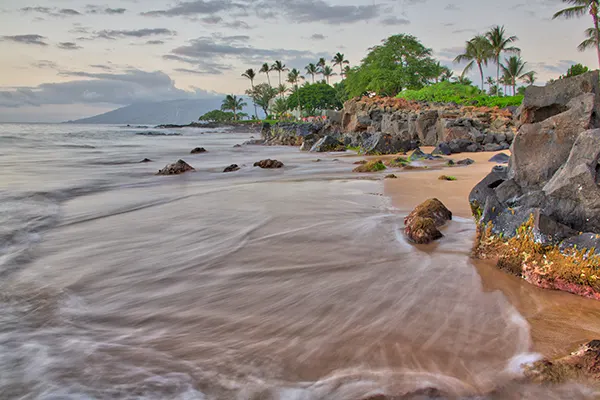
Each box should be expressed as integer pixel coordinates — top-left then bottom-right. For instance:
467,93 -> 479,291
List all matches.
0,123 -> 595,399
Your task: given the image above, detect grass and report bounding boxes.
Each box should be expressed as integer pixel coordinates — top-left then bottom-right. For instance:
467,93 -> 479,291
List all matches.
353,160 -> 386,173
397,82 -> 523,108
385,157 -> 409,167
438,175 -> 457,181
346,145 -> 362,153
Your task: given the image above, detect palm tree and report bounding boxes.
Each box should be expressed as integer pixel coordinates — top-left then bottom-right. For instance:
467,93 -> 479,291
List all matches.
332,52 -> 349,77
501,56 -> 533,96
554,0 -> 600,68
578,26 -> 600,51
241,68 -> 258,119
305,63 -> 318,83
343,65 -> 351,77
317,57 -> 327,81
277,83 -> 288,98
521,71 -> 537,86
453,74 -> 473,85
322,65 -> 336,84
259,63 -> 272,87
441,67 -> 454,82
287,68 -> 303,114
221,95 -> 247,121
271,60 -> 288,86
486,25 -> 520,93
454,35 -> 493,91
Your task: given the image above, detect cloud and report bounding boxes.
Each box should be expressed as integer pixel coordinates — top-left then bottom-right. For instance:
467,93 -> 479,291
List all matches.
264,0 -> 382,24
444,3 -> 460,10
145,40 -> 165,45
21,7 -> 81,17
85,5 -> 127,14
530,59 -> 578,74
95,28 -> 177,39
380,16 -> 410,26
0,70 -> 214,108
141,0 -> 241,17
58,42 -> 83,50
452,28 -> 478,34
31,60 -> 58,69
310,34 -> 326,40
435,46 -> 464,60
1,34 -> 48,46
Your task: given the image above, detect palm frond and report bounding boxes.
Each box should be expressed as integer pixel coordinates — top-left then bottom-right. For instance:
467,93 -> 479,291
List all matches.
553,5 -> 587,19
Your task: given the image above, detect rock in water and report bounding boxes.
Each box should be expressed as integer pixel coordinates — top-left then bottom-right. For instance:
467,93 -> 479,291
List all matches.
253,159 -> 284,169
404,217 -> 443,244
156,159 -> 195,175
191,147 -> 207,154
139,158 -> 152,163
309,136 -> 345,152
405,198 -> 453,228
408,148 -> 427,161
488,153 -> 510,164
223,164 -> 240,172
404,198 -> 452,244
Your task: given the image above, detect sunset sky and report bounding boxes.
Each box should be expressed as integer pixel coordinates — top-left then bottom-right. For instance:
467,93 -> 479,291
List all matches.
0,0 -> 595,122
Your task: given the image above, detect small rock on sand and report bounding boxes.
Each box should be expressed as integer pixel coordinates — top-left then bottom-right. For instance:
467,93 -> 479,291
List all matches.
223,164 -> 240,172
254,159 -> 284,169
156,159 -> 194,175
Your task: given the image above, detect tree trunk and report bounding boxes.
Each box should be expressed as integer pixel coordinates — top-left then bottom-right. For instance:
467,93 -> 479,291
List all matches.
312,75 -> 315,84
496,55 -> 500,97
478,62 -> 484,91
266,73 -> 271,87
594,10 -> 600,70
234,108 -> 237,121
251,81 -> 258,120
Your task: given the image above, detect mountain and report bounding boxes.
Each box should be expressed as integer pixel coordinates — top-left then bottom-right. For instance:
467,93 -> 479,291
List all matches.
65,98 -> 229,125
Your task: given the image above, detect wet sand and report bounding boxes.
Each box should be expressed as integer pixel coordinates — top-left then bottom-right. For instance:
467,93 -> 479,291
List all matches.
384,149 -> 600,359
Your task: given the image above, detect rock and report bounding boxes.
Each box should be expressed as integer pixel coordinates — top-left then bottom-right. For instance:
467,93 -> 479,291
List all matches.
243,139 -> 264,145
448,138 -> 476,153
233,144 -> 242,148
495,179 -> 522,203
300,135 -> 319,151
469,165 -> 508,213
484,143 -> 504,152
253,159 -> 284,169
385,174 -> 397,179
354,160 -> 367,165
488,152 -> 510,164
493,133 -> 507,143
325,110 -> 342,124
361,132 -> 418,155
408,148 -> 427,161
223,164 -> 240,172
191,147 -> 207,154
446,160 -> 455,166
432,142 -> 452,156
415,110 -> 440,145
139,158 -> 152,163
404,198 -> 452,244
542,129 -> 600,232
309,135 -> 345,152
404,217 -> 443,244
466,143 -> 479,152
438,175 -> 457,181
353,160 -> 386,173
457,158 -> 475,166
156,159 -> 195,175
405,198 -> 453,228
560,233 -> 600,255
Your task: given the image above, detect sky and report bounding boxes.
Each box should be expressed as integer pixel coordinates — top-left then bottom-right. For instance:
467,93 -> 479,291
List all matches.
0,0 -> 595,122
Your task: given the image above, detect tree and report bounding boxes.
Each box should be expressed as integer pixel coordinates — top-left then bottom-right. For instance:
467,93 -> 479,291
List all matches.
554,0 -> 600,68
454,35 -> 493,91
220,95 -> 247,121
272,60 -> 288,86
317,57 -> 327,81
344,34 -> 439,97
332,52 -> 349,77
579,27 -> 600,51
521,71 -> 536,85
241,68 -> 258,119
501,55 -> 532,95
453,74 -> 473,86
259,63 -> 272,86
199,109 -> 235,122
486,25 -> 520,93
305,63 -> 318,83
271,98 -> 289,118
287,82 -> 342,116
287,68 -> 303,113
322,65 -> 336,84
246,83 -> 277,118
562,63 -> 590,78
441,67 -> 454,82
485,76 -> 501,96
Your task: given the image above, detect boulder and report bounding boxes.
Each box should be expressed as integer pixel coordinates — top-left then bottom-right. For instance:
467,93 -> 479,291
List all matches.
560,233 -> 600,255
223,164 -> 240,173
233,144 -> 242,148
432,142 -> 452,156
415,110 -> 440,145
457,158 -> 475,166
156,159 -> 195,175
495,179 -> 522,203
385,174 -> 398,179
484,143 -> 504,152
408,148 -> 427,161
309,135 -> 346,152
243,139 -> 265,145
139,158 -> 152,163
361,132 -> 418,155
191,147 -> 207,154
404,198 -> 452,244
469,165 -> 508,212
254,159 -> 284,169
488,153 -> 510,164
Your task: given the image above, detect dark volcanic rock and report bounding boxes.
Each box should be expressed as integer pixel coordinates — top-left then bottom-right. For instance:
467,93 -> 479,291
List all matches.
457,158 -> 475,166
156,159 -> 194,175
488,153 -> 510,164
404,217 -> 443,244
404,198 -> 452,244
408,148 -> 428,161
309,135 -> 345,152
223,164 -> 240,172
254,159 -> 284,169
139,158 -> 152,163
432,142 -> 452,156
361,132 -> 418,155
191,147 -> 207,154
560,233 -> 600,255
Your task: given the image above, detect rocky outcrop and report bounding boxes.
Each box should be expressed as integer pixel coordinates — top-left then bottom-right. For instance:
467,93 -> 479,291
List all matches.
404,198 -> 452,244
309,136 -> 345,152
156,159 -> 195,175
471,71 -> 600,300
254,159 -> 284,169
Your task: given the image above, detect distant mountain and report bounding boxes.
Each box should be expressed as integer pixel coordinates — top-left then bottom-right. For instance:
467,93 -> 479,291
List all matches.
66,98 -> 238,125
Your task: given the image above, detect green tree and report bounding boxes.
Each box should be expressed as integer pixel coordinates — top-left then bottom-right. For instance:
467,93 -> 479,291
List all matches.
441,67 -> 454,82
271,97 -> 289,118
501,55 -> 533,95
305,63 -> 318,83
317,57 -> 327,81
246,83 -> 277,118
554,0 -> 600,68
486,25 -> 520,93
287,68 -> 303,114
287,82 -> 342,116
199,109 -> 235,122
454,35 -> 493,91
277,83 -> 288,98
562,63 -> 590,78
344,34 -> 439,97
485,76 -> 501,96
521,71 -> 536,85
332,52 -> 350,77
453,75 -> 473,85
322,65 -> 336,84
272,60 -> 288,86
241,68 -> 258,119
221,95 -> 247,121
259,63 -> 272,86
579,27 -> 600,51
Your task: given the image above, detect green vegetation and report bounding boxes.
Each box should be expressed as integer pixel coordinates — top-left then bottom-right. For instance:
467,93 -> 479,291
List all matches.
199,110 -> 236,122
553,0 -> 600,68
221,95 -> 247,121
246,83 -> 277,117
345,34 -> 440,97
397,82 -> 524,107
563,63 -> 590,78
287,83 -> 343,116
353,160 -> 387,173
438,175 -> 457,181
386,157 -> 409,167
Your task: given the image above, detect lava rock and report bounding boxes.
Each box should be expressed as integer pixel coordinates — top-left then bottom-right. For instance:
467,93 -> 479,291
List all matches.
254,159 -> 284,169
223,164 -> 240,172
191,147 -> 207,154
404,198 -> 452,244
156,159 -> 194,175
139,158 -> 152,163
488,152 -> 510,164
457,158 -> 475,165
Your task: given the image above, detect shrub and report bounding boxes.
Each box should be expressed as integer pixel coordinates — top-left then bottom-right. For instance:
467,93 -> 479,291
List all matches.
397,82 -> 523,108
353,160 -> 386,172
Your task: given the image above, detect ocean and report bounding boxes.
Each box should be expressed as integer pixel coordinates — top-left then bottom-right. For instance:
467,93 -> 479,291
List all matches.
0,123 -> 595,399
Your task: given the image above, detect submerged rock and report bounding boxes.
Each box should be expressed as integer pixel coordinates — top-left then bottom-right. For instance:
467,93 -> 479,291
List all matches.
139,158 -> 152,163
223,164 -> 240,172
156,159 -> 194,175
309,135 -> 345,152
456,158 -> 475,166
385,174 -> 397,179
404,198 -> 452,245
405,198 -> 453,228
254,159 -> 284,169
191,147 -> 207,154
404,217 -> 443,244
